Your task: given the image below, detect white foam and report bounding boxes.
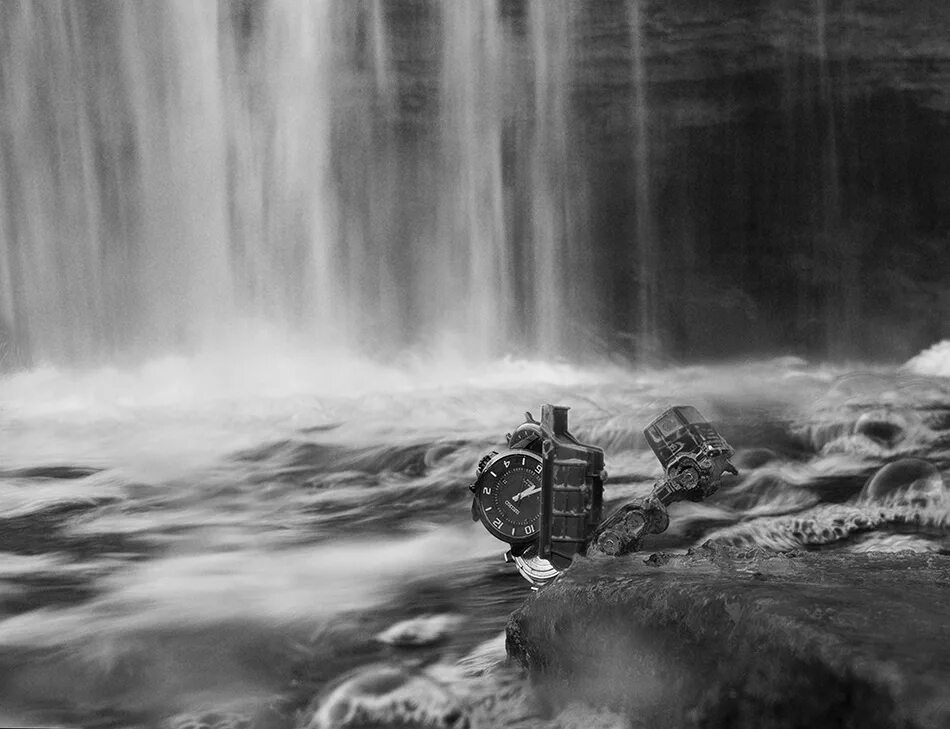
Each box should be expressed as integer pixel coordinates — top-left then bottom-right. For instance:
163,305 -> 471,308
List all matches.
374,613 -> 464,647
0,524 -> 501,650
0,553 -> 69,577
0,346 -> 624,473
0,474 -> 124,518
905,340 -> 950,378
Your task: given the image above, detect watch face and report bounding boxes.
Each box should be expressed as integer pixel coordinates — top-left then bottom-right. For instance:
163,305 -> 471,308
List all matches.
474,450 -> 543,544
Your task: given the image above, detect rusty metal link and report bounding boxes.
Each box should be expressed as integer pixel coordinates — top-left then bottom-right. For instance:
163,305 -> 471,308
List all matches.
588,452 -> 737,558
589,495 -> 667,556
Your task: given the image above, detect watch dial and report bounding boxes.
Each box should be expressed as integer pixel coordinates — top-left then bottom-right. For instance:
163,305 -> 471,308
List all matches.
475,450 -> 543,544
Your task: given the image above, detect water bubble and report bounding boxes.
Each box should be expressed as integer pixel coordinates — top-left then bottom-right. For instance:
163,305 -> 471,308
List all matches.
823,372 -> 894,403
853,411 -> 906,448
732,448 -> 780,470
860,458 -> 947,504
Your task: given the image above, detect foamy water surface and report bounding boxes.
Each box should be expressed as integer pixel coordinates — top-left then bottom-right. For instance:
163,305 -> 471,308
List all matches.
1,342 -> 949,727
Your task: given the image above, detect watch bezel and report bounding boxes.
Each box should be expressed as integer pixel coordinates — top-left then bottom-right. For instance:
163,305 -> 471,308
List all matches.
472,449 -> 543,545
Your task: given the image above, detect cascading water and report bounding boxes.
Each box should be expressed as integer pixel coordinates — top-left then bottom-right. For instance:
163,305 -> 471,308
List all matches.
0,3 -> 237,363
437,1 -> 510,349
0,1 -> 347,365
628,0 -> 659,361
2,0 -> 949,368
0,0 -> 629,366
527,0 -> 578,355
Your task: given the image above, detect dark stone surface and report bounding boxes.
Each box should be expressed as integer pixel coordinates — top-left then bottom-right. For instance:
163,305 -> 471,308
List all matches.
506,545 -> 950,728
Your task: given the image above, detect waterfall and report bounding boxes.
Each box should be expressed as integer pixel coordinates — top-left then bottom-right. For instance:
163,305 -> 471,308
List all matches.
2,0 -> 938,367
0,2 -> 237,363
0,0 -> 608,365
628,0 -> 659,361
437,1 -> 509,349
0,1 -> 365,364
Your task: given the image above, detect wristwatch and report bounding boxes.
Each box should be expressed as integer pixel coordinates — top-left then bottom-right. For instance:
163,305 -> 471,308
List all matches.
469,412 -> 559,583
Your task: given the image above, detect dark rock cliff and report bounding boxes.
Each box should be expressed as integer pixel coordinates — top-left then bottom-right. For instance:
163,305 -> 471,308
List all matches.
380,0 -> 950,360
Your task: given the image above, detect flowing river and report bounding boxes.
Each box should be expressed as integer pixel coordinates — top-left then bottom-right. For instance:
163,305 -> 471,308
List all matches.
2,2 -> 949,726
1,343 -> 948,728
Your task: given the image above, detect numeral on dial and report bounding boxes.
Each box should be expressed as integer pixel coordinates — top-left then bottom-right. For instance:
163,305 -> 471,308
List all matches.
475,449 -> 543,545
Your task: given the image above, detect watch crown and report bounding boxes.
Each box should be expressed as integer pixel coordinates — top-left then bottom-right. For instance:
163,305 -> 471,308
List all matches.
476,451 -> 498,476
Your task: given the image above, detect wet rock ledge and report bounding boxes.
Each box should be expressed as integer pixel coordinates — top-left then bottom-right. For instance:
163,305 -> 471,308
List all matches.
506,546 -> 950,729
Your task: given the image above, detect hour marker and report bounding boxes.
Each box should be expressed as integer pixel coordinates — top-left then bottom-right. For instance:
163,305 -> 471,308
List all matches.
485,506 -> 492,511
490,471 -> 497,477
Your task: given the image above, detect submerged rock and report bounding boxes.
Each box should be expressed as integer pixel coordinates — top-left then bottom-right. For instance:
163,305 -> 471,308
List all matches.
163,710 -> 251,729
298,663 -> 469,729
506,546 -> 950,729
374,614 -> 464,648
161,700 -> 286,729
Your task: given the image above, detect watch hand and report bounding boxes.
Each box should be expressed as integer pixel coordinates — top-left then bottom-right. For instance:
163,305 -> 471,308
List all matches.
513,485 -> 541,502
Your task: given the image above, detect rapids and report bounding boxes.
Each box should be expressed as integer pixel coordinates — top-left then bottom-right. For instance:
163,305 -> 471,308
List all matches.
0,346 -> 948,727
